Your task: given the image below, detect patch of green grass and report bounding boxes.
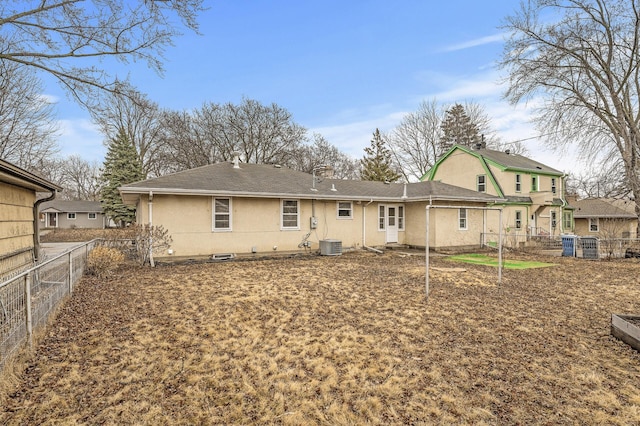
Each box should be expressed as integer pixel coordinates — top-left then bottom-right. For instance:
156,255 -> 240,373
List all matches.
447,253 -> 557,269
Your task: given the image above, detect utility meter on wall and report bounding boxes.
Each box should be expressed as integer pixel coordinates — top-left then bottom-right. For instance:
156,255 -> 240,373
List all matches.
310,216 -> 318,229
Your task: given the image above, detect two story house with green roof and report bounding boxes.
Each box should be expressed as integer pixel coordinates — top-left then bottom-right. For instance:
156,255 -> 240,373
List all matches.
423,144 -> 573,246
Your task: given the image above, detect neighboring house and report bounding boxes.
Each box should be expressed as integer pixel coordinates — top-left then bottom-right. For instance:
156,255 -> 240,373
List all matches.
570,197 -> 638,239
423,144 -> 572,246
119,159 -> 503,259
38,200 -> 106,230
0,159 -> 61,277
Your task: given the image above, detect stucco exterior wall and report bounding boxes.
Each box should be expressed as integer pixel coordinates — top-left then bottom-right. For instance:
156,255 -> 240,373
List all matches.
574,218 -> 638,238
136,195 -> 396,258
431,152 -> 490,193
0,182 -> 36,275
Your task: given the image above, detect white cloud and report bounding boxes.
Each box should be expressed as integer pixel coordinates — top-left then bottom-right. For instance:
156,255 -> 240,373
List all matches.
312,70 -> 586,176
441,33 -> 505,52
57,118 -> 105,162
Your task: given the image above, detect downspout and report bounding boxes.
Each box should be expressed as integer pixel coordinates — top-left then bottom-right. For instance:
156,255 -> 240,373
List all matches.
148,191 -> 154,267
33,190 -> 57,262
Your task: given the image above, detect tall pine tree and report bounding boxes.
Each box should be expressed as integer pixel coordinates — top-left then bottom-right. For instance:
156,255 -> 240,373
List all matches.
360,129 -> 401,182
439,103 -> 482,152
100,127 -> 144,226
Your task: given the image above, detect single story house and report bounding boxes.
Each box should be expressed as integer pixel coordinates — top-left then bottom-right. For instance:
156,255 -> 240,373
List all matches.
570,197 -> 638,239
38,200 -> 106,230
119,159 -> 504,260
0,158 -> 61,277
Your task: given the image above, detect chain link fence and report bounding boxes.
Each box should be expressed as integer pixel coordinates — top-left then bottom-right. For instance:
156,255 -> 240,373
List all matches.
481,233 -> 640,259
0,240 -> 98,372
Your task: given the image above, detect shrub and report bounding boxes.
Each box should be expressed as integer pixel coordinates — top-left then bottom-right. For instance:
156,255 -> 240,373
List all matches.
87,246 -> 125,279
129,224 -> 173,266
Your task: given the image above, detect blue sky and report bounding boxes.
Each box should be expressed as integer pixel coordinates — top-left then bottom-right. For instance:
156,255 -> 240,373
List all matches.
49,0 -> 582,173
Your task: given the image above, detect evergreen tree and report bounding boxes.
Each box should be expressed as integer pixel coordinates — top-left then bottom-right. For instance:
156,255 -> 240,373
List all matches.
439,103 -> 482,152
100,127 -> 144,226
360,129 -> 401,182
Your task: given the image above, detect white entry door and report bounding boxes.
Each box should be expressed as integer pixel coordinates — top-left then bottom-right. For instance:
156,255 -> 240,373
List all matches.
530,213 -> 537,236
386,206 -> 398,243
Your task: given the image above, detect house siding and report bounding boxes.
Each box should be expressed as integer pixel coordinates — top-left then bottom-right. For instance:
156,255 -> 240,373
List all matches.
0,182 -> 36,275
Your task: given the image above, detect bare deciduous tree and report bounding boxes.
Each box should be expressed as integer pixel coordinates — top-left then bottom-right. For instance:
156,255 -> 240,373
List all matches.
156,109 -> 213,174
60,155 -> 102,201
156,98 -> 308,173
290,134 -> 359,179
387,100 -> 509,182
0,0 -> 204,103
0,61 -> 58,169
387,99 -> 443,182
566,163 -> 630,199
500,0 -> 640,227
90,82 -> 164,178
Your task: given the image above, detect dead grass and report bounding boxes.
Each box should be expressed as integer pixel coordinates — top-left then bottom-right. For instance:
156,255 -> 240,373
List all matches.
40,228 -> 132,243
1,251 -> 639,424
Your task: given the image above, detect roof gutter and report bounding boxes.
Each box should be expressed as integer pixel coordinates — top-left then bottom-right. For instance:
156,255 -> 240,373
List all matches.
119,187 -> 504,204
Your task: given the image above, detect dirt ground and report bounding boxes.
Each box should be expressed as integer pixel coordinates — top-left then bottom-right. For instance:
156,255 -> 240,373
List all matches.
1,249 -> 640,425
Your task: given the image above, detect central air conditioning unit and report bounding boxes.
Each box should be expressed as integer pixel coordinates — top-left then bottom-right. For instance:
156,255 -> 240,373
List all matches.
319,239 -> 342,256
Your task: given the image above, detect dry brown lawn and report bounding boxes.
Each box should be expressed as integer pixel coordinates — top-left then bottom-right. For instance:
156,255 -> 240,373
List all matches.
1,251 -> 640,425
40,227 -> 134,243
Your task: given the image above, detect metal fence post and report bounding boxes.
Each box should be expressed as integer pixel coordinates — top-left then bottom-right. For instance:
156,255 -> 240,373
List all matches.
68,250 -> 73,293
25,273 -> 33,347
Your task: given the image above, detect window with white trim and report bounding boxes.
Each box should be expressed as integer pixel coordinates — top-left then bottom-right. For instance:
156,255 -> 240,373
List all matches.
515,210 -> 522,229
378,205 -> 385,230
551,178 -> 557,194
589,218 -> 599,232
281,199 -> 299,229
459,208 -> 467,230
531,175 -> 538,192
515,174 -> 521,192
551,211 -> 557,228
88,213 -> 97,220
67,213 -> 76,220
213,198 -> 232,231
477,174 -> 486,192
398,206 -> 405,230
337,201 -> 353,219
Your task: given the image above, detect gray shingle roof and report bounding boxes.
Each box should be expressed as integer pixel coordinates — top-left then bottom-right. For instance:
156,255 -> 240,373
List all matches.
571,198 -> 637,219
471,146 -> 563,175
40,200 -> 103,213
120,162 -> 503,203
